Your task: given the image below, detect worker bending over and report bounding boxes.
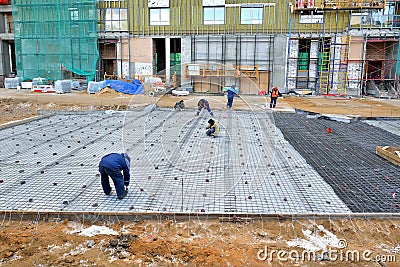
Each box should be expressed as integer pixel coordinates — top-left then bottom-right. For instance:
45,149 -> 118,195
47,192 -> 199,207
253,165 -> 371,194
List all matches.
206,119 -> 219,138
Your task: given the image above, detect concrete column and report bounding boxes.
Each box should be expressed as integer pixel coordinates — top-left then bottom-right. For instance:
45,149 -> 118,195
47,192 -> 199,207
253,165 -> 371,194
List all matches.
331,35 -> 342,92
181,36 -> 191,87
165,37 -> 170,84
286,38 -> 299,92
0,41 -> 5,75
0,41 -> 11,76
309,40 -> 319,90
272,35 -> 289,92
116,39 -> 122,76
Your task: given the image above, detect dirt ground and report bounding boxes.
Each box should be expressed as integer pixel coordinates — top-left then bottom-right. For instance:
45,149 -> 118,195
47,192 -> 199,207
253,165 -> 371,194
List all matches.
1,88 -> 399,126
1,88 -> 400,266
283,96 -> 400,117
1,216 -> 400,267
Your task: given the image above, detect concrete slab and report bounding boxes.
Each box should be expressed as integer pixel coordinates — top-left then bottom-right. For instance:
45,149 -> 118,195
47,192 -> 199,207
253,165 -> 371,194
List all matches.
0,109 -> 349,214
365,120 -> 400,137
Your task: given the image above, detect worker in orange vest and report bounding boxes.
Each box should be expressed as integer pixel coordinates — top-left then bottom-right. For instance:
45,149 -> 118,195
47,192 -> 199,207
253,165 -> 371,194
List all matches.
270,86 -> 282,108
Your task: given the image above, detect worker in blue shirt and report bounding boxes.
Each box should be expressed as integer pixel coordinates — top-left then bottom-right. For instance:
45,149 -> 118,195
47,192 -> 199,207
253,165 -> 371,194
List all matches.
226,84 -> 238,109
98,153 -> 131,199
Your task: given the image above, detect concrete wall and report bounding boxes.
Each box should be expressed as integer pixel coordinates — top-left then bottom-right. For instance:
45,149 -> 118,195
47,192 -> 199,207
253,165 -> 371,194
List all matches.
347,62 -> 363,96
128,38 -> 153,63
348,38 -> 364,96
116,37 -> 154,77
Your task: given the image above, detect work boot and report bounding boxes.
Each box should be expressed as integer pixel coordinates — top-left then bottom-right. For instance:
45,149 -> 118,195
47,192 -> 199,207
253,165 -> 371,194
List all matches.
117,190 -> 128,200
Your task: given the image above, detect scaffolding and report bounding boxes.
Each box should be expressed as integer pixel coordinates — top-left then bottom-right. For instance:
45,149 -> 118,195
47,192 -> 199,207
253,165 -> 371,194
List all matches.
286,0 -> 400,96
318,35 -> 350,95
12,0 -> 99,81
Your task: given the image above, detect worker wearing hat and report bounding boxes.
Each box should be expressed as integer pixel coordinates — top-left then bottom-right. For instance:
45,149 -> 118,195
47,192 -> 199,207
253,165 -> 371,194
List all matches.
270,86 -> 282,108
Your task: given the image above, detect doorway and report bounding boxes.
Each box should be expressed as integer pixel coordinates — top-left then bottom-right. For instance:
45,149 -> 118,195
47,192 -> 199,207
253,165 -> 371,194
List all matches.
153,38 -> 166,74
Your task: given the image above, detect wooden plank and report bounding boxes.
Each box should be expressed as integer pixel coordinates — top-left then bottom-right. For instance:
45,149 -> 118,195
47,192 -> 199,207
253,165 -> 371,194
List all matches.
376,146 -> 400,167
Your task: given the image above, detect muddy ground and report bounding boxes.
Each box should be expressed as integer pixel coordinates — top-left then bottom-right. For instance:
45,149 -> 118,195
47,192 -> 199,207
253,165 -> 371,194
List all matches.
1,216 -> 400,267
1,88 -> 400,266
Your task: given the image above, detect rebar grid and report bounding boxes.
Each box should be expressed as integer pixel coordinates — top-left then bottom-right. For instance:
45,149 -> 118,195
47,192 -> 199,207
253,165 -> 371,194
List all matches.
274,113 -> 400,213
0,110 -> 350,214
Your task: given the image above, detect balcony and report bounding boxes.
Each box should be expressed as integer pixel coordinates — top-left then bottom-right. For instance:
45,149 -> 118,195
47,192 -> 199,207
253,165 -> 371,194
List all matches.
293,0 -> 385,11
351,13 -> 400,29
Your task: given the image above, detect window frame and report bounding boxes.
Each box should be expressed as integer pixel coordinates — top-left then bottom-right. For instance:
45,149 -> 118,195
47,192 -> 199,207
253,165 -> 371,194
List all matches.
240,6 -> 263,25
104,8 -> 128,32
149,8 -> 170,26
203,6 -> 225,25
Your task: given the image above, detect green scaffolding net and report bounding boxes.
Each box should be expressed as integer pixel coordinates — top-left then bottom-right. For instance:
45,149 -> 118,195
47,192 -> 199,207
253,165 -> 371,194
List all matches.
12,0 -> 99,81
397,42 -> 400,77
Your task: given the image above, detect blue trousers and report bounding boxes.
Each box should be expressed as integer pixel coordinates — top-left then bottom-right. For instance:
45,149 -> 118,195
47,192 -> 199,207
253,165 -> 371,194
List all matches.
99,166 -> 126,197
197,101 -> 213,116
206,127 -> 215,136
270,97 -> 277,108
227,97 -> 234,108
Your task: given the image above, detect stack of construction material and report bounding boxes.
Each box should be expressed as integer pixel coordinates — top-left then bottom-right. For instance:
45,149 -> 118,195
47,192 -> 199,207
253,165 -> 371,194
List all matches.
55,80 -> 72,94
5,77 -> 21,89
87,81 -> 106,94
71,81 -> 80,90
32,77 -> 54,92
32,77 -> 47,86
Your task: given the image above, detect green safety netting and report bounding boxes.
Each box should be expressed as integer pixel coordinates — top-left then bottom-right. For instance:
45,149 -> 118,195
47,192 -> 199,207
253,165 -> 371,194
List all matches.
12,0 -> 98,81
397,42 -> 400,76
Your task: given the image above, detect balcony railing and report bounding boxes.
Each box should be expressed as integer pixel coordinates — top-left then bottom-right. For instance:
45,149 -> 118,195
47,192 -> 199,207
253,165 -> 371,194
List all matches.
294,0 -> 385,10
351,13 -> 400,29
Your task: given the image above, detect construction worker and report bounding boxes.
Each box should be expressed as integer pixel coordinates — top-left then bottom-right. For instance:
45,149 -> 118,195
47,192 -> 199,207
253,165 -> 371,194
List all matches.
196,98 -> 214,116
270,86 -> 282,108
98,153 -> 130,199
226,84 -> 238,109
174,99 -> 185,111
206,118 -> 219,137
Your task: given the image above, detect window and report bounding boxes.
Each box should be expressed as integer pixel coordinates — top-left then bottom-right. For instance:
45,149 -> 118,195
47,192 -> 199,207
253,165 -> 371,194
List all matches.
69,8 -> 79,27
104,9 -> 128,31
203,6 -> 225,25
241,6 -> 263,24
150,8 -> 170,25
70,8 -> 79,21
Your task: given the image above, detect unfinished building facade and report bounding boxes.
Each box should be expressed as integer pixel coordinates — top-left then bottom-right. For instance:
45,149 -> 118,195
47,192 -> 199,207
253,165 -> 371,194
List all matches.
1,0 -> 399,96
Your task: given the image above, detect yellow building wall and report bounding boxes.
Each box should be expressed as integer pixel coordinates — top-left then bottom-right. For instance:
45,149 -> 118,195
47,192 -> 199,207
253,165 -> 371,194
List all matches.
120,0 -> 351,35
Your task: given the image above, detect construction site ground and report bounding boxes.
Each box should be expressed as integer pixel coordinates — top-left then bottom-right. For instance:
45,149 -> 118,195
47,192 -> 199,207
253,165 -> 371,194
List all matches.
1,87 -> 400,266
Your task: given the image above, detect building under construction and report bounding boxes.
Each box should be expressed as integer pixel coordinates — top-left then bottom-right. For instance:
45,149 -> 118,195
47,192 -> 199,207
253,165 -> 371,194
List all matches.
0,0 -> 399,96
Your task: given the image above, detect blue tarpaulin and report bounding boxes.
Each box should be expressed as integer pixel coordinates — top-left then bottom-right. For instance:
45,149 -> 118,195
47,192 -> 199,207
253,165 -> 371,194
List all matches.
104,79 -> 144,95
